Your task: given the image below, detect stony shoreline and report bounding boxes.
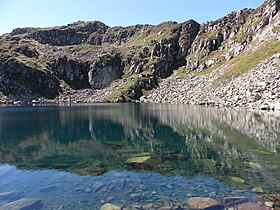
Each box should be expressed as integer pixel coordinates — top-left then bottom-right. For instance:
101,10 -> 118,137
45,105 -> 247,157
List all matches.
140,53 -> 280,111
2,52 -> 280,112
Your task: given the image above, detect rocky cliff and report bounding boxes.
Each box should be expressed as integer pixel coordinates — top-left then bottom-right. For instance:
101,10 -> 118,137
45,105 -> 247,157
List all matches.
0,0 -> 279,109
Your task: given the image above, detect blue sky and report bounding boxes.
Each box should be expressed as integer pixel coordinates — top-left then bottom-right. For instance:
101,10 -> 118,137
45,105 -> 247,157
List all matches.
0,0 -> 264,35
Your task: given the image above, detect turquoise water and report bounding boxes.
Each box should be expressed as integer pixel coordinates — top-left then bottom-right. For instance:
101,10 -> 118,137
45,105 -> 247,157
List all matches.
0,103 -> 279,209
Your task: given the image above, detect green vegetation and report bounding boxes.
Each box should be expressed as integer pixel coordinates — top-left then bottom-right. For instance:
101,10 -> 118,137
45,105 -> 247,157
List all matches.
103,76 -> 140,102
182,39 -> 280,82
198,31 -> 217,40
176,49 -> 225,78
272,25 -> 280,33
119,22 -> 178,63
233,16 -> 267,43
221,39 -> 280,79
124,22 -> 178,48
234,30 -> 253,43
174,66 -> 190,78
206,31 -> 217,39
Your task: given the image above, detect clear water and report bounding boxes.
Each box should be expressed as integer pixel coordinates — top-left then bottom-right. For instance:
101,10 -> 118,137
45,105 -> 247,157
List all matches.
0,103 -> 279,209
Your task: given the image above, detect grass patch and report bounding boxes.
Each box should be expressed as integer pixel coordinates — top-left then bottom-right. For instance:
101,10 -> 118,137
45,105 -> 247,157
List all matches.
220,39 -> 280,79
177,39 -> 280,83
122,22 -> 178,50
234,31 -> 252,43
197,31 -> 217,41
176,49 -> 225,78
120,22 -> 179,59
103,76 -> 140,102
175,66 -> 190,78
272,25 -> 280,33
195,62 -> 225,76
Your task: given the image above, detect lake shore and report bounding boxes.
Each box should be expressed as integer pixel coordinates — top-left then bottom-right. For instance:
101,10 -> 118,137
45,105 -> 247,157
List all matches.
1,53 -> 280,111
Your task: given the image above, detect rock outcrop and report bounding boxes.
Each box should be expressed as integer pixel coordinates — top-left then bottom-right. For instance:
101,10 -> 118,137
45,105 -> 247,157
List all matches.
0,57 -> 60,99
52,56 -> 91,89
0,0 -> 279,109
88,54 -> 123,89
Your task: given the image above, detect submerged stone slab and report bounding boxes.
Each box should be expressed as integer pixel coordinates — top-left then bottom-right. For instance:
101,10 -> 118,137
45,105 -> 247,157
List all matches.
40,185 -> 58,192
0,198 -> 43,210
235,202 -> 271,210
252,187 -> 264,193
39,185 -> 58,192
186,197 -> 222,210
125,156 -> 151,164
100,203 -> 121,210
230,176 -> 245,184
0,191 -> 22,201
221,196 -> 248,207
158,206 -> 173,210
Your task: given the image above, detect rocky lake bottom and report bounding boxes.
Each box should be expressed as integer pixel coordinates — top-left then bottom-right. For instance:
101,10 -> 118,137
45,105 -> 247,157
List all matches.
0,103 -> 279,209
0,165 -> 263,210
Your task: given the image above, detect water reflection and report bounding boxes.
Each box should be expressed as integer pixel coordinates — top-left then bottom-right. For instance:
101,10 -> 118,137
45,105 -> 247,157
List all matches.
0,104 -> 279,209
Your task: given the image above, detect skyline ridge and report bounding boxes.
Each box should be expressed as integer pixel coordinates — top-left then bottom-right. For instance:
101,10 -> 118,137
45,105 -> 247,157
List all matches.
0,0 -> 264,35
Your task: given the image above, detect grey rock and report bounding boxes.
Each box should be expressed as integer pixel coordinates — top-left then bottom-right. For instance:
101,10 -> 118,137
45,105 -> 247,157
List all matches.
39,185 -> 58,192
0,198 -> 43,210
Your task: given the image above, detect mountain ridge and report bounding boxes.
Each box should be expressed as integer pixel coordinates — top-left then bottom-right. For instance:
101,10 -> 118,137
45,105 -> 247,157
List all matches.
0,0 -> 280,110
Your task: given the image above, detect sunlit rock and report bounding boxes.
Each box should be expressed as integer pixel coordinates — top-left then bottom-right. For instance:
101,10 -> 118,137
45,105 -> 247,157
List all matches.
125,156 -> 151,164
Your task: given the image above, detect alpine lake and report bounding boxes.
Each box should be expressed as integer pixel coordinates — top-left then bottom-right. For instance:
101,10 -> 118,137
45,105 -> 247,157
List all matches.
0,103 -> 279,210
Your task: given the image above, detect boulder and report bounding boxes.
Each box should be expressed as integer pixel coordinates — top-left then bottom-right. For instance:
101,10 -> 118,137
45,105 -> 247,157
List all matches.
39,185 -> 58,192
125,156 -> 151,164
186,197 -> 222,210
0,191 -> 22,201
0,198 -> 43,210
235,202 -> 271,210
100,203 -> 121,210
261,194 -> 280,209
252,187 -> 264,193
230,176 -> 245,184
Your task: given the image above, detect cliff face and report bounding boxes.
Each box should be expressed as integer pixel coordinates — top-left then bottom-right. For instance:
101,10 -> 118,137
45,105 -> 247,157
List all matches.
0,0 -> 279,108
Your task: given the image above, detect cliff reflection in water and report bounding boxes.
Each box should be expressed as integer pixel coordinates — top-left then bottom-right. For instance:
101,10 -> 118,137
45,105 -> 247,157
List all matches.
0,103 -> 280,193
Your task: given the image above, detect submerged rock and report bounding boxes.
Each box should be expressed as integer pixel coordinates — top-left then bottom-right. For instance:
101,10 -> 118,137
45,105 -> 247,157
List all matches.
158,206 -> 173,210
0,191 -> 22,201
234,202 -> 271,210
230,176 -> 245,184
39,185 -> 58,192
93,182 -> 107,193
244,161 -> 262,169
0,198 -> 43,210
221,196 -> 248,207
125,156 -> 151,164
261,194 -> 280,209
185,197 -> 222,210
264,201 -> 274,208
252,187 -> 264,193
100,203 -> 121,210
71,159 -> 107,176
